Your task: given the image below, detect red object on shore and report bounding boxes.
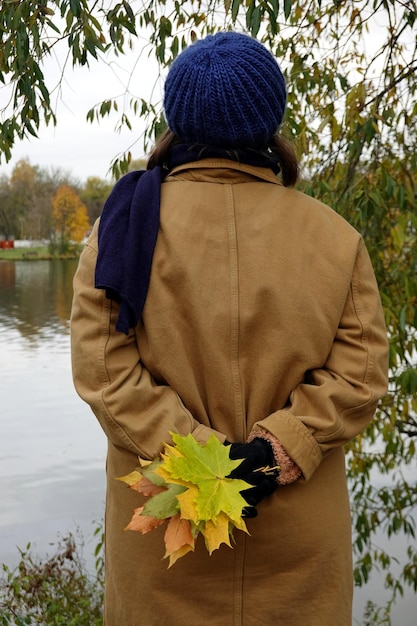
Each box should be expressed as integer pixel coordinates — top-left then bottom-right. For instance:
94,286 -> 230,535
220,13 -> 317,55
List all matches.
0,241 -> 14,248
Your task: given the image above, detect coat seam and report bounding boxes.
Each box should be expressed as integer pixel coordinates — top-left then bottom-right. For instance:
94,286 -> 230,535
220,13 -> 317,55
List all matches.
226,184 -> 246,442
225,184 -> 245,626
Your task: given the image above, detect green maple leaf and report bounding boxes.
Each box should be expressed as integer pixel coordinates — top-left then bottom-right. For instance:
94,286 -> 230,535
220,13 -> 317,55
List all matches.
164,433 -> 242,484
142,483 -> 186,519
162,433 -> 250,524
194,475 -> 249,523
119,434 -> 252,564
140,458 -> 166,487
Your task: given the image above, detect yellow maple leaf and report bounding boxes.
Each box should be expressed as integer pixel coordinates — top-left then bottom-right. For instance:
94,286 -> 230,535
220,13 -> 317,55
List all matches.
161,442 -> 184,458
231,514 -> 249,534
203,512 -> 232,554
154,462 -> 191,489
116,469 -> 143,487
176,484 -> 200,523
138,457 -> 152,467
116,469 -> 167,496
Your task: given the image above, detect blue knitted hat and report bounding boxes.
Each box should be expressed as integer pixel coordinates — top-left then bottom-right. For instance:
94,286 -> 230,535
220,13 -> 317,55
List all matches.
163,32 -> 287,149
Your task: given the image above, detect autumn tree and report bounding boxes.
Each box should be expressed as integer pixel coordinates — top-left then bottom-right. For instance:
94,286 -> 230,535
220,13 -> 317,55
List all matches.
0,159 -> 52,240
1,0 -> 416,621
80,176 -> 113,224
0,159 -> 81,240
51,184 -> 90,253
0,159 -> 38,240
34,166 -> 83,239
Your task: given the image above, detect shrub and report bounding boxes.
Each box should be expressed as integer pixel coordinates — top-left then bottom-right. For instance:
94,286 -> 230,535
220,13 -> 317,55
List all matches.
0,527 -> 104,626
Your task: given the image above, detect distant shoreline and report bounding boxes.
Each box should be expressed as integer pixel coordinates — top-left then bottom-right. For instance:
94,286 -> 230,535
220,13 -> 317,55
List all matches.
0,247 -> 80,261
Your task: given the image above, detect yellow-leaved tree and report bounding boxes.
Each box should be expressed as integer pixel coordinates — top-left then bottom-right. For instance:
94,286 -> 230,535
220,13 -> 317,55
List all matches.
51,184 -> 90,254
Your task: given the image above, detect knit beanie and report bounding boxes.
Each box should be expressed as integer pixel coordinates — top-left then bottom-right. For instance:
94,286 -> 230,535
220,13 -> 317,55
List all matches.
163,31 -> 287,149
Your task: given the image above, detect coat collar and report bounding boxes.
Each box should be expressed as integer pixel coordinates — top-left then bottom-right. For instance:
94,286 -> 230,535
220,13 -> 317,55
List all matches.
167,158 -> 283,186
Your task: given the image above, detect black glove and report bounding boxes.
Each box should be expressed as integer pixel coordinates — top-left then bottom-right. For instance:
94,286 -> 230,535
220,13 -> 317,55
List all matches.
226,438 -> 279,518
227,438 -> 277,478
238,471 -> 278,518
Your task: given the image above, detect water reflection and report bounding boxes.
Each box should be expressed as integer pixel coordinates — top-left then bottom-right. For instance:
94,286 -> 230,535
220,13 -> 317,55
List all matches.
0,259 -> 106,569
0,259 -> 78,343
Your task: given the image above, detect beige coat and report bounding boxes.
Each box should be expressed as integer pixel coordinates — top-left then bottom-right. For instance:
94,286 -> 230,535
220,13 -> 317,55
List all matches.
71,159 -> 388,626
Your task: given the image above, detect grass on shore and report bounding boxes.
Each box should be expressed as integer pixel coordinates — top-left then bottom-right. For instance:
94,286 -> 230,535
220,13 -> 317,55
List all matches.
0,247 -> 80,261
0,247 -> 51,261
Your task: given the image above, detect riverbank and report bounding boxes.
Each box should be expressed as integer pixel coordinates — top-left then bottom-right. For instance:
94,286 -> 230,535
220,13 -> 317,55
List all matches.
0,246 -> 80,261
0,525 -> 104,625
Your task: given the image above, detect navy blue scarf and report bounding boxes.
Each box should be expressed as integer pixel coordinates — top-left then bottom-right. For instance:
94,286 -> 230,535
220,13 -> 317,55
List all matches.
95,144 -> 279,334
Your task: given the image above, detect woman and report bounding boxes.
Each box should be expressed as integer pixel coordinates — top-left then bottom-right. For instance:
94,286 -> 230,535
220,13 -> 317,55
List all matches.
71,32 -> 388,625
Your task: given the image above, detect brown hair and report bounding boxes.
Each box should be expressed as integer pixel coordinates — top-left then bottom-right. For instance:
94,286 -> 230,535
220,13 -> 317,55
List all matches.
147,129 -> 299,187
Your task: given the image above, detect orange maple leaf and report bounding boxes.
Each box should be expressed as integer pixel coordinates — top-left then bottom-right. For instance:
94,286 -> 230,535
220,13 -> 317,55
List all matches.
164,513 -> 195,568
131,476 -> 167,497
124,507 -> 165,534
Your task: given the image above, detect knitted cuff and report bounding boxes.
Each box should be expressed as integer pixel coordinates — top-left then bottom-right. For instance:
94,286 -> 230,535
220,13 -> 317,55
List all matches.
248,430 -> 302,486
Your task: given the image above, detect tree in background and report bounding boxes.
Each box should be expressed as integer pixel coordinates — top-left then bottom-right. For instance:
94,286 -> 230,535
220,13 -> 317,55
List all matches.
2,159 -> 38,240
80,176 -> 113,224
51,184 -> 90,253
0,159 -> 53,240
0,1 -> 416,621
0,174 -> 13,240
0,159 -> 84,241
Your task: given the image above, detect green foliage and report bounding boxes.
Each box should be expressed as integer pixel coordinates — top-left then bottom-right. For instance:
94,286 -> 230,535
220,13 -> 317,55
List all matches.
80,176 -> 113,223
361,601 -> 392,626
0,528 -> 104,625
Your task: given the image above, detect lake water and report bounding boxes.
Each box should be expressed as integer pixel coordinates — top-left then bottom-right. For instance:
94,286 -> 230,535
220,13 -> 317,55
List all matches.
0,259 -> 107,573
0,259 -> 414,623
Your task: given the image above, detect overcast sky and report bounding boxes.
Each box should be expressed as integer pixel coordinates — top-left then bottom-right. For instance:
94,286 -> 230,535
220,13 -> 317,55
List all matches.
0,40 -> 163,183
0,13 -> 407,185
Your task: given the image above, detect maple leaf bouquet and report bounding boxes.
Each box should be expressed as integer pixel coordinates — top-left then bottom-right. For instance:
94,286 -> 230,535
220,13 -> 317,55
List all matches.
117,433 -> 253,567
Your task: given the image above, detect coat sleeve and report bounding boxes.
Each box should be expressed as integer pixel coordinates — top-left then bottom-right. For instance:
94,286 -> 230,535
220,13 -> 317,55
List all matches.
70,222 -> 225,460
251,238 -> 389,481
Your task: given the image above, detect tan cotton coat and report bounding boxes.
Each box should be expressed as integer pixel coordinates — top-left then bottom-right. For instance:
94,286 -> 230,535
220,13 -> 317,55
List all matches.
70,159 -> 389,626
